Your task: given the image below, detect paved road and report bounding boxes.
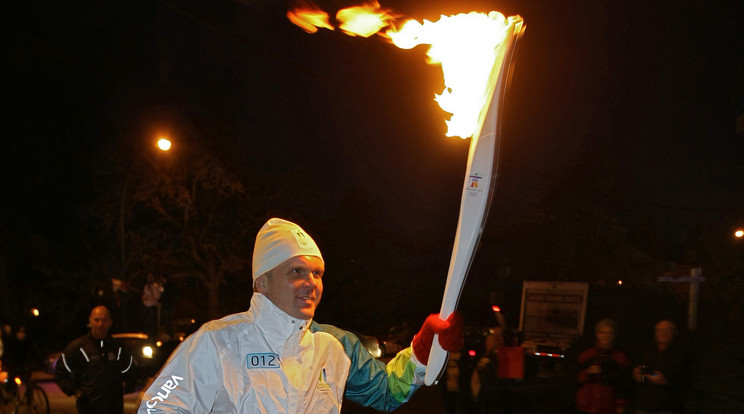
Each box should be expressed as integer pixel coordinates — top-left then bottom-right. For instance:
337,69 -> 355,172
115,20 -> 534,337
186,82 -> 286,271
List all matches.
32,373 -> 139,414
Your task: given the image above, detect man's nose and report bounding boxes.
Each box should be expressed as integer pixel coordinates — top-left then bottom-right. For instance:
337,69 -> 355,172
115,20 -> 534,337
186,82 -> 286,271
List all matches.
302,273 -> 318,287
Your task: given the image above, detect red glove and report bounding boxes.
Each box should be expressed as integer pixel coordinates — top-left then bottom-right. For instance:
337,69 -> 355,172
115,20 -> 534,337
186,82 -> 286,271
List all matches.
412,312 -> 464,364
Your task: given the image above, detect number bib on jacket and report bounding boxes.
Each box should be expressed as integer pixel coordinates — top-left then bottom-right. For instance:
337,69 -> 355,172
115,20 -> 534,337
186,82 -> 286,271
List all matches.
246,353 -> 281,369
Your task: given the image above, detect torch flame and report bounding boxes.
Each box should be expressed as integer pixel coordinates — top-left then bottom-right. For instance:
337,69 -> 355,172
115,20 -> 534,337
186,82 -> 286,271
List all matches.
287,3 -> 333,34
337,2 -> 396,38
388,12 -> 519,138
288,3 -> 523,138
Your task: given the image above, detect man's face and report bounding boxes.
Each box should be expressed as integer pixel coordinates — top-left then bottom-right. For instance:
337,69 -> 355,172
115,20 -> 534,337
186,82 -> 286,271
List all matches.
596,326 -> 615,348
89,307 -> 113,339
654,320 -> 676,346
258,255 -> 324,320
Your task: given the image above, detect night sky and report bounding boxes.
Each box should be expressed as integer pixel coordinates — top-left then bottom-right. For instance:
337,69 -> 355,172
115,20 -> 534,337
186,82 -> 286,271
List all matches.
3,0 -> 744,340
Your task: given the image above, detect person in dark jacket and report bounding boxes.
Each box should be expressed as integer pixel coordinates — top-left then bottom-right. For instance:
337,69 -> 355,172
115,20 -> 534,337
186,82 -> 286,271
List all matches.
54,305 -> 135,414
576,318 -> 631,414
632,319 -> 695,414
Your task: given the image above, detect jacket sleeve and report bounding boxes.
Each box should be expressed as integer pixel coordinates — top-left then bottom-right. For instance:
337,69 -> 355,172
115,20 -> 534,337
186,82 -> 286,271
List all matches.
138,330 -> 222,413
118,344 -> 139,394
53,344 -> 79,397
315,324 -> 425,412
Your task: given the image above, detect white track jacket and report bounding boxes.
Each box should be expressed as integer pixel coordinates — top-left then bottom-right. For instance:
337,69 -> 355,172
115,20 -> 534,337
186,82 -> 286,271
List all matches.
138,294 -> 425,413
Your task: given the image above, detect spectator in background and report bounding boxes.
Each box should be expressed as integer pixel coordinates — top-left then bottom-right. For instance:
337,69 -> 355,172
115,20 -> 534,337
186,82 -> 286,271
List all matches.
0,323 -> 10,365
2,326 -> 44,381
0,324 -> 12,360
471,326 -> 512,414
54,305 -> 136,414
576,318 -> 631,414
441,350 -> 471,414
632,319 -> 695,414
141,273 -> 164,339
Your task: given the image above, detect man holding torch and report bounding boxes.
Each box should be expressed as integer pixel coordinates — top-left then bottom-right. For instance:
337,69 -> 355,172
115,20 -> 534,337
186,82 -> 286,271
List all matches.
138,218 -> 463,413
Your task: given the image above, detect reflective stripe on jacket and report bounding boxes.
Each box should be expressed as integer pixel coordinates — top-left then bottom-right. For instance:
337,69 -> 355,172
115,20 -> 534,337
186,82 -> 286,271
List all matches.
139,293 -> 425,413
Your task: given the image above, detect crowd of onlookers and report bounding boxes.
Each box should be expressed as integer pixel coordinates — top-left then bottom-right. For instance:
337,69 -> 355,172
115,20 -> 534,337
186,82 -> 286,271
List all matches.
0,323 -> 45,383
440,318 -> 696,414
0,314 -> 698,414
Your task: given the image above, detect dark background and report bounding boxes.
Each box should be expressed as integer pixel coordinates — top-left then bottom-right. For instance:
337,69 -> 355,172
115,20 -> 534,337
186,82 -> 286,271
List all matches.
2,0 -> 743,353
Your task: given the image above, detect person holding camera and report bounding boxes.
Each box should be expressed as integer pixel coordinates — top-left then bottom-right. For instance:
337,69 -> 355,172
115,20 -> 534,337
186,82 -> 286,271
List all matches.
632,319 -> 695,414
576,318 -> 631,414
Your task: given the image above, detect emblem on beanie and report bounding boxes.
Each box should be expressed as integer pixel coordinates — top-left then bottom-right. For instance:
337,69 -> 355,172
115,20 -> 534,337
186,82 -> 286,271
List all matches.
291,229 -> 314,249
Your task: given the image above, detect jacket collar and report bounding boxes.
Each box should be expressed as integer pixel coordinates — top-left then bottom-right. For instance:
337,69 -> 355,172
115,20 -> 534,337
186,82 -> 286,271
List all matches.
250,293 -> 311,349
87,332 -> 111,343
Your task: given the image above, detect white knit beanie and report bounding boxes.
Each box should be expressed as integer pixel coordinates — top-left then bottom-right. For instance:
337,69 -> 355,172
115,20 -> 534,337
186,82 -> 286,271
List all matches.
252,218 -> 323,282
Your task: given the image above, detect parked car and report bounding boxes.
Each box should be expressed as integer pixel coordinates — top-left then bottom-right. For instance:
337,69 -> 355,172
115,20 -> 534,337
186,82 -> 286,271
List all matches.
112,333 -> 181,378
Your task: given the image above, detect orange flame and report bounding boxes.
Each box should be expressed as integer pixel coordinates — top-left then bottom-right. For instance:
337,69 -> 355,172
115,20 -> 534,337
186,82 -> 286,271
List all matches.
388,12 -> 521,138
288,3 -> 523,138
287,3 -> 333,34
336,2 -> 396,38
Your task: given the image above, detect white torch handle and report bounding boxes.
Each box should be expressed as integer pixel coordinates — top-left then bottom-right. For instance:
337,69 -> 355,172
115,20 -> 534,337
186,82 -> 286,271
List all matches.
425,129 -> 498,385
424,20 -> 524,386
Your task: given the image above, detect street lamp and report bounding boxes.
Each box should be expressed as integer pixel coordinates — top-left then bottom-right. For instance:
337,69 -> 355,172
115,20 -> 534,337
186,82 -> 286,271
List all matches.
735,229 -> 744,239
157,137 -> 172,151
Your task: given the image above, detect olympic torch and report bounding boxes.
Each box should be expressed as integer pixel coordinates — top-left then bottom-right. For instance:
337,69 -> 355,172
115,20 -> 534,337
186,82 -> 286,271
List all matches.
424,17 -> 524,386
286,3 -> 525,386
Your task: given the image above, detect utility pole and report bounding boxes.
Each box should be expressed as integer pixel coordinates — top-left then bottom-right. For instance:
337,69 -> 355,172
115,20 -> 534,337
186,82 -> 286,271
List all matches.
657,266 -> 704,331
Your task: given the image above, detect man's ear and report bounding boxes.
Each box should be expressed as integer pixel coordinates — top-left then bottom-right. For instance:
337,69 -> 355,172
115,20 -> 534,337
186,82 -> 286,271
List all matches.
254,275 -> 267,294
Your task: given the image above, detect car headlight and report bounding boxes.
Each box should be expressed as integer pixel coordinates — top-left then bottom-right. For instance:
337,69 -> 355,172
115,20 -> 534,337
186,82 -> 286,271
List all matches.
142,345 -> 154,358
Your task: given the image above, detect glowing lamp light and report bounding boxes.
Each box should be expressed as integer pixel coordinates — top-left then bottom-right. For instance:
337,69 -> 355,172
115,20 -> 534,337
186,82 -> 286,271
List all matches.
157,138 -> 172,151
142,345 -> 154,358
735,229 -> 744,238
31,308 -> 40,317
492,305 -> 501,312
